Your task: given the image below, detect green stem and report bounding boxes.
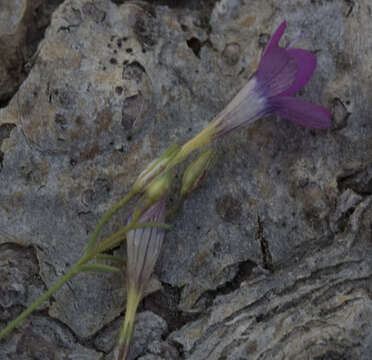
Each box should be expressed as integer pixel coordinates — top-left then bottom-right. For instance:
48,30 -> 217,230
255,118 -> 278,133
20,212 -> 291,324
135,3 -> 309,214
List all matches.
84,190 -> 135,255
0,263 -> 81,340
86,221 -> 170,262
117,284 -> 141,360
168,122 -> 215,167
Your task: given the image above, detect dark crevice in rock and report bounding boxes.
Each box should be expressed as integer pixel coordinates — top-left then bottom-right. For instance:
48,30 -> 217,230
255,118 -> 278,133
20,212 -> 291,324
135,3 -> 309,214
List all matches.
256,216 -> 274,272
337,165 -> 372,196
193,260 -> 257,310
168,338 -> 185,359
142,283 -> 199,333
335,206 -> 356,233
343,0 -> 355,18
0,0 -> 64,108
0,123 -> 16,169
331,97 -> 351,130
313,351 -> 348,360
186,37 -> 202,58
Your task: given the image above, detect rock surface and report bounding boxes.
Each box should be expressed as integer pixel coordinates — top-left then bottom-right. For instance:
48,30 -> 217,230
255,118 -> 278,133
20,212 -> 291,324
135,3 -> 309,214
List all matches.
1,0 -> 372,359
0,0 -> 64,105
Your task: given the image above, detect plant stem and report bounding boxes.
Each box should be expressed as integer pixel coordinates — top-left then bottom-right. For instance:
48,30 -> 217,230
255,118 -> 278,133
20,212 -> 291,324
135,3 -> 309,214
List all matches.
0,263 -> 81,340
116,284 -> 141,360
84,190 -> 136,255
169,122 -> 215,167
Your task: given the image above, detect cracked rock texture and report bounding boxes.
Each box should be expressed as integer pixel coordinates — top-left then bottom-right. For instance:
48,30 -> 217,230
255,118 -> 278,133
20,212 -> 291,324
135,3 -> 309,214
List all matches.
1,0 -> 372,359
0,0 -> 63,106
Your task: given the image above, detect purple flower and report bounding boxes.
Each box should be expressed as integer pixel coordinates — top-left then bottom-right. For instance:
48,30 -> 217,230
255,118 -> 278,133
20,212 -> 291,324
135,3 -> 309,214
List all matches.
117,200 -> 166,360
126,200 -> 166,297
213,21 -> 332,137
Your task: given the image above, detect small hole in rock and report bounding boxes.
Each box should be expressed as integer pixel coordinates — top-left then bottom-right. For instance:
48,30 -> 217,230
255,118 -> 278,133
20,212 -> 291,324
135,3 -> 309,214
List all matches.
115,86 -> 123,95
187,37 -> 202,58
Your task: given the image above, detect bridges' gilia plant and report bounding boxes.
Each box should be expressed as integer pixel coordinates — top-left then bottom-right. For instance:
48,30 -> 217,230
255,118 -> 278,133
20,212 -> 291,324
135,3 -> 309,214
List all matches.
0,20 -> 332,360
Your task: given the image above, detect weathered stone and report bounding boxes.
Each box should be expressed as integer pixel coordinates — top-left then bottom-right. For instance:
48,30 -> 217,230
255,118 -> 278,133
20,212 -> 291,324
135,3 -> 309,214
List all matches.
0,0 -> 372,358
0,243 -> 47,322
0,0 -> 64,105
97,311 -> 171,360
169,229 -> 372,359
0,314 -> 102,360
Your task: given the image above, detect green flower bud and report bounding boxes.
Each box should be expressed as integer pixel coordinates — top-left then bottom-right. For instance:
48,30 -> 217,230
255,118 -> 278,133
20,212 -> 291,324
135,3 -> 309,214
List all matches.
132,144 -> 180,194
145,171 -> 172,207
180,149 -> 215,198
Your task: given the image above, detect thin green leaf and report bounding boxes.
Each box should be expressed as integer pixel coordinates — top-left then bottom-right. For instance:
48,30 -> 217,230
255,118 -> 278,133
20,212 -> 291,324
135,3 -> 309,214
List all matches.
131,221 -> 171,230
96,254 -> 125,264
79,264 -> 121,273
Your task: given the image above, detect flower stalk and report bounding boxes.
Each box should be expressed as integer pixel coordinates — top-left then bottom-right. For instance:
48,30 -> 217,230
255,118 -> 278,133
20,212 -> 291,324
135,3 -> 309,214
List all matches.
116,200 -> 167,360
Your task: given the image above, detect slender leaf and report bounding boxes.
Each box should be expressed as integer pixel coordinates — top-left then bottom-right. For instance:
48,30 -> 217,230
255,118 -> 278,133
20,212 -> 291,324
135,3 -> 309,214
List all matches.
79,264 -> 121,273
96,254 -> 125,264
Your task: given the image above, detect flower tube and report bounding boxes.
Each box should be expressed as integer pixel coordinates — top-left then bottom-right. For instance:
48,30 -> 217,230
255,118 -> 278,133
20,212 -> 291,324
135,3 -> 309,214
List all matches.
116,200 -> 166,360
176,21 -> 331,161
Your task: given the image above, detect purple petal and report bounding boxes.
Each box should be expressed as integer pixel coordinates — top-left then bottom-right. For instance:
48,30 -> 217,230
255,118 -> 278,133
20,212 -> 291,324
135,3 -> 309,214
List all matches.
263,21 -> 287,56
271,96 -> 332,129
255,46 -> 297,97
280,49 -> 317,96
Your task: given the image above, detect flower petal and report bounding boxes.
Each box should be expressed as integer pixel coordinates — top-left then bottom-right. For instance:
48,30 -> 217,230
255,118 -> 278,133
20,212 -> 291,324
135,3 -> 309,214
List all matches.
271,96 -> 332,129
126,200 -> 166,294
263,21 -> 287,56
280,49 -> 317,96
256,46 -> 297,97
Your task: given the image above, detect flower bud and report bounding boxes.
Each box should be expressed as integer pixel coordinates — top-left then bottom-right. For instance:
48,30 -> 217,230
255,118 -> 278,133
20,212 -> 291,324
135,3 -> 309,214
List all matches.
132,144 -> 180,194
145,171 -> 172,207
180,149 -> 215,198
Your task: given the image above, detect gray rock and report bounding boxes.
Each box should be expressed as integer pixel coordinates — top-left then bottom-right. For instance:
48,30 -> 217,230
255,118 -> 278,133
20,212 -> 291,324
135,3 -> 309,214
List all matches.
0,0 -> 372,359
0,0 -> 63,104
0,314 -> 102,360
0,243 -> 47,321
99,311 -> 171,360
